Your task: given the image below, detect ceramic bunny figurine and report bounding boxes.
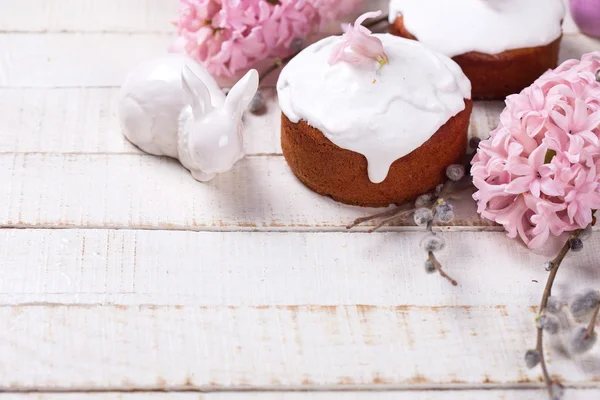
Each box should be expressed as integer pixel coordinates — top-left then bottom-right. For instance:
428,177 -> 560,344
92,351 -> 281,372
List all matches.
118,54 -> 259,182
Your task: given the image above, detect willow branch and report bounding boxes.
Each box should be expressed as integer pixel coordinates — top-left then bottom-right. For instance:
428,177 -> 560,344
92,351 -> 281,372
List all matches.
585,303 -> 600,340
534,231 -> 581,399
428,251 -> 458,286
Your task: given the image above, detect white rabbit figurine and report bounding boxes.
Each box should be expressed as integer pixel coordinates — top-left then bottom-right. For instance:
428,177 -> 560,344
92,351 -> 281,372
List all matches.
118,54 -> 259,182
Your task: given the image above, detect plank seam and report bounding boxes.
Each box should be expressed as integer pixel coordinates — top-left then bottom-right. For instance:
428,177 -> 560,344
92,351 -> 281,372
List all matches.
0,225 -> 504,233
0,303 -> 518,309
2,383 -> 600,393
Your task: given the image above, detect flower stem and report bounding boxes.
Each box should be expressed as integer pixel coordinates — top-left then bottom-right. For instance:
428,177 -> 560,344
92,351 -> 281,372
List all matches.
536,327 -> 554,399
534,231 -> 580,399
362,14 -> 389,29
259,53 -> 299,84
428,251 -> 458,286
585,303 -> 600,340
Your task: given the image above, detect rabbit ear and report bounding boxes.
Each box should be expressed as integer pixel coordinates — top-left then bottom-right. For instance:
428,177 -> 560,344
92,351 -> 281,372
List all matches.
182,65 -> 213,118
224,69 -> 259,119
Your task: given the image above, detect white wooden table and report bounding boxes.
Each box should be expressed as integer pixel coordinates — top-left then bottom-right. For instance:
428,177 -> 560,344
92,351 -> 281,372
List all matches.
1,1 -> 600,399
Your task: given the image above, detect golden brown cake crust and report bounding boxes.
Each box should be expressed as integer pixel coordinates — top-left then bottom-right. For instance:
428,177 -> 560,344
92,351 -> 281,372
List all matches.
390,17 -> 561,100
281,100 -> 472,208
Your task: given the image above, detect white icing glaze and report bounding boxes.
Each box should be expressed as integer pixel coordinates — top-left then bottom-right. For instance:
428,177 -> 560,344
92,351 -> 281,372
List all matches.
388,0 -> 565,57
277,34 -> 471,184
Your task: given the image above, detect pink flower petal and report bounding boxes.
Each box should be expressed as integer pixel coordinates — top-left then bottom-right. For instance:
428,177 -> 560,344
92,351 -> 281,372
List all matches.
471,50 -> 600,248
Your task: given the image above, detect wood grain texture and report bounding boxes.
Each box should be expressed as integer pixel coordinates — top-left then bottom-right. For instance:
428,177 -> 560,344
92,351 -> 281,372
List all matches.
1,33 -> 597,89
2,229 -> 599,391
0,0 -> 596,396
2,229 -> 599,307
0,0 -> 179,33
0,153 -> 494,230
2,303 -> 600,390
4,391 -> 600,400
0,33 -> 173,88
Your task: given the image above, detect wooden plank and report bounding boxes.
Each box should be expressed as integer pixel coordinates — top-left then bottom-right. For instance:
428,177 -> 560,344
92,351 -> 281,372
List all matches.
0,153 -> 492,230
0,87 -> 502,156
559,34 -> 600,64
0,0 -> 178,33
4,390 -> 600,400
0,0 -> 579,35
1,33 -> 597,88
1,229 -> 599,307
0,88 -> 282,156
2,229 -> 600,390
1,303 -> 600,390
0,33 -> 173,88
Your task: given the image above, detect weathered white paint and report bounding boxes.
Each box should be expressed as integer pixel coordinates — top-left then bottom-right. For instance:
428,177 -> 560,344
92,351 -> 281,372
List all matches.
4,390 -> 600,400
0,0 -> 179,33
0,33 -> 173,88
0,0 -> 597,396
0,304 -> 584,390
0,153 -> 493,229
4,229 -> 598,307
1,303 -> 600,390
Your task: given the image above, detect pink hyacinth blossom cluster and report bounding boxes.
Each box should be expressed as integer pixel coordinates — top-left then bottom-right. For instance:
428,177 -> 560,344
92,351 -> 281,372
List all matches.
328,11 -> 388,68
472,51 -> 600,249
172,0 -> 363,77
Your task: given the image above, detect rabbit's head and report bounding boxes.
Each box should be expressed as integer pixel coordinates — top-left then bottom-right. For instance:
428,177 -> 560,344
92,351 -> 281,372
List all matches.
181,66 -> 259,175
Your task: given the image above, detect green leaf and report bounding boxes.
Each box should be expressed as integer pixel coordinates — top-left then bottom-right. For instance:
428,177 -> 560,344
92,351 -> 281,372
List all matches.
544,149 -> 557,164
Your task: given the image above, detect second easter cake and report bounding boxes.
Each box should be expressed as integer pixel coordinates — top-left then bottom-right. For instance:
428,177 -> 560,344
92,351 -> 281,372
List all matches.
389,0 -> 564,100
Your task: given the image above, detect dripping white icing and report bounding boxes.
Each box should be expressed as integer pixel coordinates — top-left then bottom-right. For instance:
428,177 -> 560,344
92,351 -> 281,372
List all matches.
388,0 -> 565,57
277,34 -> 471,184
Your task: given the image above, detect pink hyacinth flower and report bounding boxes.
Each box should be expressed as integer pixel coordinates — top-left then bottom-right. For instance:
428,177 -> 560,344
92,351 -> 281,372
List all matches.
328,11 -> 389,68
172,0 -> 364,77
471,51 -> 600,249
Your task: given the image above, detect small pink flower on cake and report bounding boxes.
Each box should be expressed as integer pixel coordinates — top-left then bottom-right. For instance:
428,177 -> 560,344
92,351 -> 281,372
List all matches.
472,51 -> 600,249
328,11 -> 389,69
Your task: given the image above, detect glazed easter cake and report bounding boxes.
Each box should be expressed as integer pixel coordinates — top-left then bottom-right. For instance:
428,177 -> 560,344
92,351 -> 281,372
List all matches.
277,12 -> 472,207
389,0 -> 565,100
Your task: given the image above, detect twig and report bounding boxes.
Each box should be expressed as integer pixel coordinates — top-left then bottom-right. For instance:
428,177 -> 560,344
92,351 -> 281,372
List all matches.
259,13 -> 390,83
259,53 -> 299,84
347,152 -> 475,232
367,210 -> 414,233
534,231 -> 581,399
362,14 -> 389,29
535,327 -> 554,399
346,203 -> 413,229
428,251 -> 458,286
585,303 -> 600,340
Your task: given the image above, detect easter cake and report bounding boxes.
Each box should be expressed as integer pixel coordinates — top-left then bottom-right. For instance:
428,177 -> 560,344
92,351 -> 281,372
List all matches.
277,12 -> 472,207
389,0 -> 565,99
